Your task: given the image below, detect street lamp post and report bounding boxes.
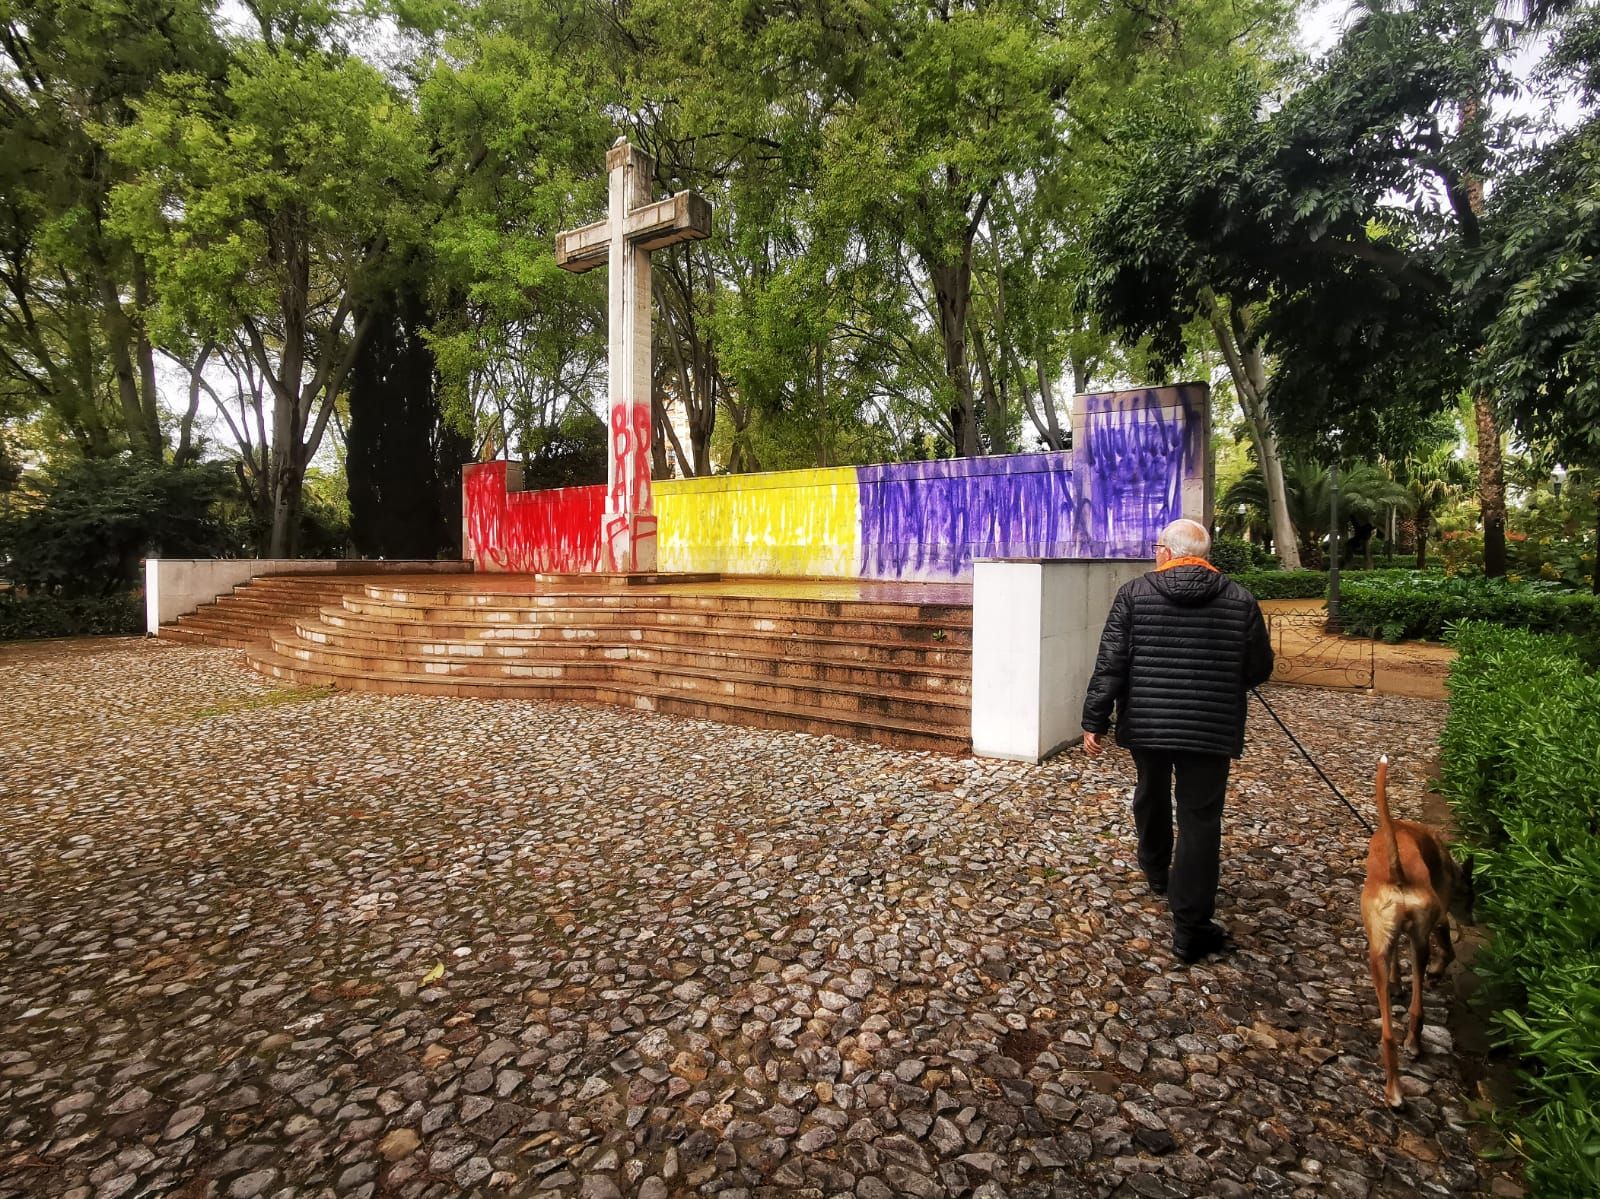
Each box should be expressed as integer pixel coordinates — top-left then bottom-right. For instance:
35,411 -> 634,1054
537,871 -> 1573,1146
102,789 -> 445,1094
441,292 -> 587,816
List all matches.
1327,461 -> 1343,634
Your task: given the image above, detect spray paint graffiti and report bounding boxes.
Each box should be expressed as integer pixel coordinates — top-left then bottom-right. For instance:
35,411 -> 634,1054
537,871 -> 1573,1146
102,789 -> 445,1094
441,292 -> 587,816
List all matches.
463,384 -> 1209,579
857,454 -> 1088,580
655,468 -> 860,576
1074,385 -> 1207,558
463,461 -> 604,573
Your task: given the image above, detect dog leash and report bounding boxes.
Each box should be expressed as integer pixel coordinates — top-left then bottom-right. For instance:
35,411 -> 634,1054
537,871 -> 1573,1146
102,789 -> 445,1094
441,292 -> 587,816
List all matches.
1249,687 -> 1375,834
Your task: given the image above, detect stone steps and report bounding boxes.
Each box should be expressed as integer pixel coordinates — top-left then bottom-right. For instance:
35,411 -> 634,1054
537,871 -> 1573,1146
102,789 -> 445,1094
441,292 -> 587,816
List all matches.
268,633 -> 970,712
288,619 -> 973,674
244,646 -> 963,753
331,597 -> 971,646
162,573 -> 974,753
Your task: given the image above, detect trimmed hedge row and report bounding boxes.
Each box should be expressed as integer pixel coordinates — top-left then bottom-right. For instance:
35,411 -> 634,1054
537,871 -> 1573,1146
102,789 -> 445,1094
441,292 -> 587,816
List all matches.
1230,569 -> 1327,599
1440,624 -> 1600,1195
1227,567 -> 1436,602
0,593 -> 143,641
1341,574 -> 1600,642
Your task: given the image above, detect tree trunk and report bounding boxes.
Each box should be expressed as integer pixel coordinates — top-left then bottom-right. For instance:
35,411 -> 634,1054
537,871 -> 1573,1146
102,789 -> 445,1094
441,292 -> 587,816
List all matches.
1416,515 -> 1429,570
929,259 -> 977,457
1593,483 -> 1599,595
132,259 -> 163,456
98,273 -> 161,461
175,343 -> 211,466
1205,295 -> 1302,569
268,449 -> 302,558
1473,394 -> 1507,577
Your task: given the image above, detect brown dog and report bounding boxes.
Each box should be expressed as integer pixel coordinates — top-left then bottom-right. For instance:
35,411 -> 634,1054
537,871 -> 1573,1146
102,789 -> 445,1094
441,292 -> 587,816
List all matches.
1360,755 -> 1472,1108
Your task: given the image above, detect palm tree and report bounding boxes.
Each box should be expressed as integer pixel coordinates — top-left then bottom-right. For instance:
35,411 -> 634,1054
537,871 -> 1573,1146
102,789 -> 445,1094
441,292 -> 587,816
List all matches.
1401,445 -> 1474,569
1228,460 -> 1413,567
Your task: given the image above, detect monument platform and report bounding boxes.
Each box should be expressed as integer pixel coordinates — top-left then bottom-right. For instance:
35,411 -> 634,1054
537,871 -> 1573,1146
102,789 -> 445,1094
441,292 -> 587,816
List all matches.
158,571 -> 973,752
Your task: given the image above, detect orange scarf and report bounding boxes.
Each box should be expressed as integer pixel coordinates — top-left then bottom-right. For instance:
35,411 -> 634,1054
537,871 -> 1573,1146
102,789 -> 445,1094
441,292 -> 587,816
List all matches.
1156,556 -> 1220,573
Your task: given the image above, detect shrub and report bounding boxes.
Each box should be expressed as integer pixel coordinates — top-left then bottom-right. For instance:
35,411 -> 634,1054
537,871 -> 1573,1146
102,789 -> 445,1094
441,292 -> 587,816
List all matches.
1340,573 -> 1600,642
0,456 -> 240,597
1440,624 -> 1600,1195
1210,534 -> 1253,574
0,593 -> 143,640
1230,569 -> 1327,599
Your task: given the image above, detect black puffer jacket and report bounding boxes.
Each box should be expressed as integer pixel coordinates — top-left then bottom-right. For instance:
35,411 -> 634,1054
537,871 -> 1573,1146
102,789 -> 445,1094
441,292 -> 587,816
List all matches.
1082,565 -> 1274,758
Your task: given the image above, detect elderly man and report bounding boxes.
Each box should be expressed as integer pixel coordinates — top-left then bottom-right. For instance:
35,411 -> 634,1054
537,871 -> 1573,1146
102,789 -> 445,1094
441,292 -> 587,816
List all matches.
1082,518 -> 1274,963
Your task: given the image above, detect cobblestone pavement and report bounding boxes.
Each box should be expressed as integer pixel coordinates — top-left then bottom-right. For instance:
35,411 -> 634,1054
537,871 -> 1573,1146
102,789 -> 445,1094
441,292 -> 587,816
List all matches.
2,639 -> 1488,1198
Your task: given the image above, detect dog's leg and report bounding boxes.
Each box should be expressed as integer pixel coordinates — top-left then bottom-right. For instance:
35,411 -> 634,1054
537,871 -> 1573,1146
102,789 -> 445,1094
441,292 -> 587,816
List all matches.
1427,917 -> 1455,986
1370,944 -> 1403,1108
1404,930 -> 1426,1058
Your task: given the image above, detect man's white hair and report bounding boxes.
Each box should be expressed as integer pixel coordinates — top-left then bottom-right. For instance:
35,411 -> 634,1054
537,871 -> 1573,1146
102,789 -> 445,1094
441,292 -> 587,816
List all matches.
1161,518 -> 1212,560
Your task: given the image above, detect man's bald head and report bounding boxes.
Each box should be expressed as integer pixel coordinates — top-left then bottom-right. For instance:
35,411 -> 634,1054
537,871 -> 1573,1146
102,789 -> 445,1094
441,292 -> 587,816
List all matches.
1160,519 -> 1211,560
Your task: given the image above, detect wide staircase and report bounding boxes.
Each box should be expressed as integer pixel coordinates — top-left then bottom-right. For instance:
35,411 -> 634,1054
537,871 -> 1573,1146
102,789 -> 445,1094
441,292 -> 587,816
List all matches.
161,575 -> 973,752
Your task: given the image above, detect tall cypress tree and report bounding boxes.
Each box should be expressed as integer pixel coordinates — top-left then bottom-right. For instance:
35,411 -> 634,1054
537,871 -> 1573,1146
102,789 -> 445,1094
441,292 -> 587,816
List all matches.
346,289 -> 472,559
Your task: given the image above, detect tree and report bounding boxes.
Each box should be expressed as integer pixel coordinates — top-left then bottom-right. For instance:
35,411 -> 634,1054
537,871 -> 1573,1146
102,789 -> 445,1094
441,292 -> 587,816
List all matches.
1401,441 -> 1474,569
346,286 -> 472,559
1473,6 -> 1600,589
0,0 -> 225,461
0,454 -> 237,594
1082,83 -> 1313,568
111,7 -> 429,555
1084,0 -> 1543,576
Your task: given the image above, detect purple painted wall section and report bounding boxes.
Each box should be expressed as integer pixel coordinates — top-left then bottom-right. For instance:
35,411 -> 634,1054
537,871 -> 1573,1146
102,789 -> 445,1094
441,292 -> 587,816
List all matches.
856,384 -> 1208,580
857,453 -> 1086,579
1075,384 -> 1209,558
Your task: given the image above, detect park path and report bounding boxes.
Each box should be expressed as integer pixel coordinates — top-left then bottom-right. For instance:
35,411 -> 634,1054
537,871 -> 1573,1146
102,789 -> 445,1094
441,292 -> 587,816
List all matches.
1,638 -> 1501,1198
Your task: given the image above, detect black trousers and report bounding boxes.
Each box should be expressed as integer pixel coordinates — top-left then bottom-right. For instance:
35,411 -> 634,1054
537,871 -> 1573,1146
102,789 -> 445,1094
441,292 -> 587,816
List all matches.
1131,748 -> 1232,941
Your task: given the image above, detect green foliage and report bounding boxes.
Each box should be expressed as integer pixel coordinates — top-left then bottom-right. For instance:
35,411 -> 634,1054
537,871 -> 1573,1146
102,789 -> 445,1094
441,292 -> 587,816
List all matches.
1341,574 -> 1600,642
0,455 -> 238,595
1439,624 -> 1600,1195
1,0 -> 225,459
1230,569 -> 1328,600
0,593 -> 143,640
1510,483 -> 1598,590
1472,21 -> 1600,477
520,404 -> 609,492
1210,534 -> 1253,575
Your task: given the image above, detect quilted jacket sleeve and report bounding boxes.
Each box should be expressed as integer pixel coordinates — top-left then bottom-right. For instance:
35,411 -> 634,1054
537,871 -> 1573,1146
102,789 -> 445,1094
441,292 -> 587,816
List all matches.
1243,600 -> 1274,689
1082,584 -> 1133,734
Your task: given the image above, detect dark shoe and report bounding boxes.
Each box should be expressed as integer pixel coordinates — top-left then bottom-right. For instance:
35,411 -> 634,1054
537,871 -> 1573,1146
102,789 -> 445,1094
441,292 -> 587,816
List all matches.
1145,875 -> 1168,896
1174,922 -> 1235,964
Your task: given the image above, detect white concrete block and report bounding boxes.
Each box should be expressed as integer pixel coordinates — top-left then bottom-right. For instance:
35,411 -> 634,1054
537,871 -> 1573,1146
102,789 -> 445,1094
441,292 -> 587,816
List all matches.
972,558 -> 1151,763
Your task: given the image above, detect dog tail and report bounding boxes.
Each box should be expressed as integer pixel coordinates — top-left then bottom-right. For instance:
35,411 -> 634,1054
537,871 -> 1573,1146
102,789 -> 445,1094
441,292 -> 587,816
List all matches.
1375,754 -> 1403,884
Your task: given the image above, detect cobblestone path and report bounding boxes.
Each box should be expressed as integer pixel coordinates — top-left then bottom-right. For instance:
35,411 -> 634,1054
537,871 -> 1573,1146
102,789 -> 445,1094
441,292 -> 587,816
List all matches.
2,639 -> 1487,1198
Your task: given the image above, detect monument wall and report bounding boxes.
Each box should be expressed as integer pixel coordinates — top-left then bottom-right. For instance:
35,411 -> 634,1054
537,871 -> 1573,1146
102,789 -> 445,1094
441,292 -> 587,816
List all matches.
462,383 -> 1210,580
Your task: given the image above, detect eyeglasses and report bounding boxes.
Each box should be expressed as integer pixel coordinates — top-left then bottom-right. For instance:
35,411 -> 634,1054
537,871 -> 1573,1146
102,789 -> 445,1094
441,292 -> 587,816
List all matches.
1152,542 -> 1167,550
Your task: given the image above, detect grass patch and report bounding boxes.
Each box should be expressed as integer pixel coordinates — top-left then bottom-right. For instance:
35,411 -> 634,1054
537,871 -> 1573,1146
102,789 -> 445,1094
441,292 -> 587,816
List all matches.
190,685 -> 336,719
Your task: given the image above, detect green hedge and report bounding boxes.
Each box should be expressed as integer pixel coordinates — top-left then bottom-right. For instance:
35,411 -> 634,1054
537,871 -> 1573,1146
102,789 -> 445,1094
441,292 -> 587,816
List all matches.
0,593 -> 143,641
1440,624 -> 1600,1195
1341,574 -> 1600,642
1230,569 -> 1328,599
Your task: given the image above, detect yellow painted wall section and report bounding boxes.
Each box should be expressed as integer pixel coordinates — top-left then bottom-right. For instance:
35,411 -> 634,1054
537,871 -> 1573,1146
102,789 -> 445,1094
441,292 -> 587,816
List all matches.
656,467 -> 861,576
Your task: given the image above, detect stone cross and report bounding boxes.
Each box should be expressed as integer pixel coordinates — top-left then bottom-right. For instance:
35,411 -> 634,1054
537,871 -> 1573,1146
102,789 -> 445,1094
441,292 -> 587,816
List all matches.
556,137 -> 712,573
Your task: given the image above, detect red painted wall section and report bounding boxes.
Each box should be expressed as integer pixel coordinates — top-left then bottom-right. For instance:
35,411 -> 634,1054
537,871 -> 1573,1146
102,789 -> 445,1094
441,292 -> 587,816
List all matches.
462,461 -> 604,573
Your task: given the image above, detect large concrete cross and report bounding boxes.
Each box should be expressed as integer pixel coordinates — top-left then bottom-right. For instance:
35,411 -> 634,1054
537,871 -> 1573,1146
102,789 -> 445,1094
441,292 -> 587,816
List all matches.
556,137 -> 712,573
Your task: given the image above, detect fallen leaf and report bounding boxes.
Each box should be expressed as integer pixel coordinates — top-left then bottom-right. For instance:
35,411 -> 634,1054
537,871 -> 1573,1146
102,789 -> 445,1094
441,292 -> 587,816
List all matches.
421,962 -> 445,986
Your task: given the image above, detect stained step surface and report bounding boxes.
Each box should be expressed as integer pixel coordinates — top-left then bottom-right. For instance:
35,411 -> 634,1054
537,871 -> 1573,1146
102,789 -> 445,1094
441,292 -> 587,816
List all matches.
163,572 -> 974,752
